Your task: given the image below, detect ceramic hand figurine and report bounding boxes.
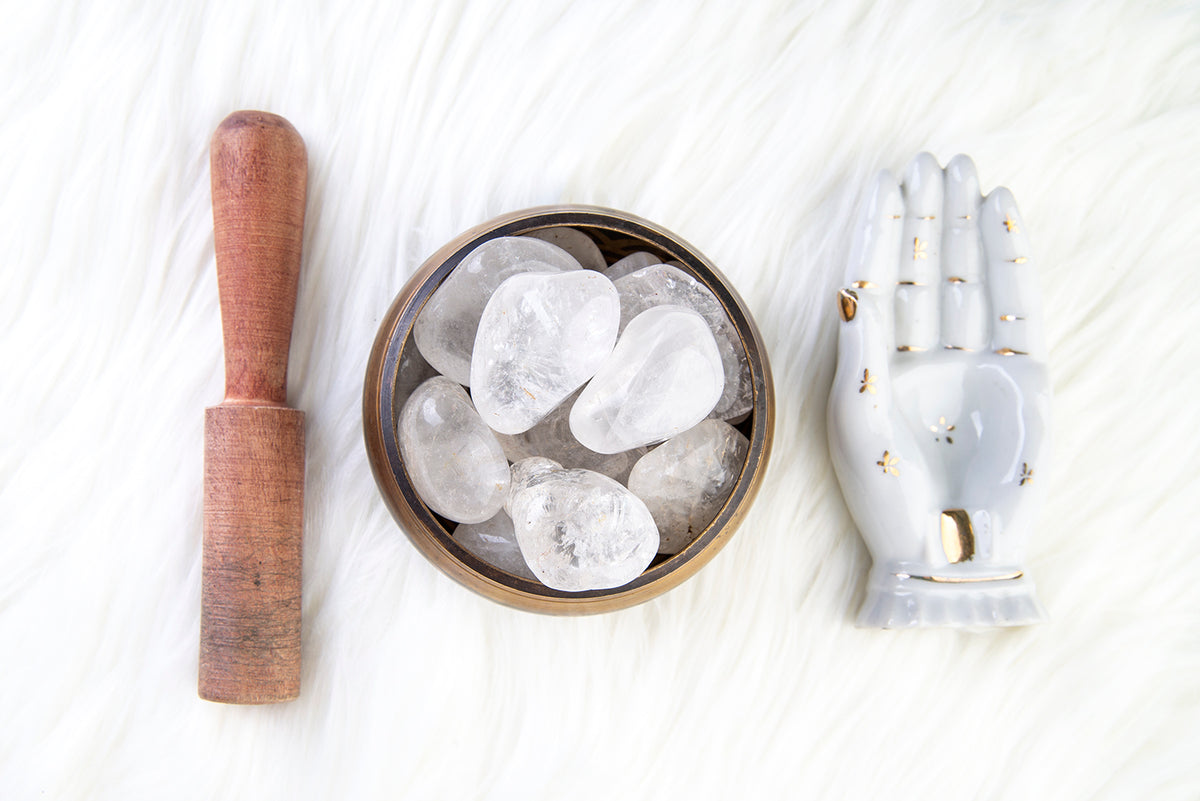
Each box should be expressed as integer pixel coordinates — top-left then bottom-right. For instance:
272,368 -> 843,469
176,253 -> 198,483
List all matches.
828,153 -> 1051,628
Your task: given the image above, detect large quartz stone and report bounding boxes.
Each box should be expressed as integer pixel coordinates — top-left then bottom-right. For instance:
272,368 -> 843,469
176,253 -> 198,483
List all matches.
471,270 -> 620,435
508,464 -> 659,591
613,264 -> 752,420
453,512 -> 537,580
413,236 -> 582,385
495,389 -> 647,484
627,420 -> 750,554
603,251 -> 661,282
526,228 -> 606,271
570,305 -> 725,453
398,376 -> 510,524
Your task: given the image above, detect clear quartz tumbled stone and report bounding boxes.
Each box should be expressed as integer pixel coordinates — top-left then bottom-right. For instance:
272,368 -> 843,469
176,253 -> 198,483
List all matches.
525,228 -> 606,271
627,419 -> 750,554
454,511 -> 537,580
602,251 -> 661,282
398,376 -> 511,524
570,305 -> 725,454
471,270 -> 620,435
508,464 -> 659,592
495,389 -> 648,484
413,236 -> 582,385
614,264 -> 752,420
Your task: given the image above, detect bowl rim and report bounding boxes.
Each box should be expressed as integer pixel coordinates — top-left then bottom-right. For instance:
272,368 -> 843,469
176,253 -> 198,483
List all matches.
363,204 -> 774,614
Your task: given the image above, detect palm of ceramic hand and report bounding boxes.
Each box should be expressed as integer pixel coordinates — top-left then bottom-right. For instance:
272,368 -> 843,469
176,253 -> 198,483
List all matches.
829,153 -> 1050,588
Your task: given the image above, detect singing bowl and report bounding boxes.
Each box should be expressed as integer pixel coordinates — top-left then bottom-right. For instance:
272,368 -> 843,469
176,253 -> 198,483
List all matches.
363,205 -> 774,614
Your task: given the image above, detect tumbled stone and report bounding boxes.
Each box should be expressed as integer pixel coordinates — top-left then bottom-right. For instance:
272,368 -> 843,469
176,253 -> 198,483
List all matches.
603,251 -> 661,282
413,236 -> 582,385
394,340 -> 440,406
570,305 -> 724,454
627,420 -> 749,554
508,465 -> 659,591
454,512 -> 537,580
495,389 -> 647,484
471,270 -> 620,435
398,376 -> 510,524
614,264 -> 752,420
526,228 -> 606,271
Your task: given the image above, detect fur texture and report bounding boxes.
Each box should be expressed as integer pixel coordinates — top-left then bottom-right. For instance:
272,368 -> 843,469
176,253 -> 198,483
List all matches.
1,1 -> 1197,798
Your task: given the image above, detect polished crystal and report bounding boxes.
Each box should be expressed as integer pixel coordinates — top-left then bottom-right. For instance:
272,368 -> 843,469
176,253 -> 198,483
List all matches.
603,251 -> 660,281
570,305 -> 725,453
627,420 -> 749,554
508,465 -> 659,591
397,376 -> 510,524
454,512 -> 537,580
614,264 -> 752,420
413,236 -> 581,385
471,270 -> 620,435
526,228 -> 606,271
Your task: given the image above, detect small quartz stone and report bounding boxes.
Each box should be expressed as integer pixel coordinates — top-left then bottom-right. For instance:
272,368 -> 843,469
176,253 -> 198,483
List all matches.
413,236 -> 582,385
398,376 -> 510,524
453,512 -> 537,580
394,341 -> 440,405
471,270 -> 620,435
495,389 -> 647,484
627,419 -> 750,554
570,305 -> 724,454
526,228 -> 606,271
508,465 -> 659,591
614,264 -> 752,420
603,251 -> 661,282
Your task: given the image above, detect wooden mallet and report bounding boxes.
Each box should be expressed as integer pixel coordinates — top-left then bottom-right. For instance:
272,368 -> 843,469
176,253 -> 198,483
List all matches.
200,111 -> 307,704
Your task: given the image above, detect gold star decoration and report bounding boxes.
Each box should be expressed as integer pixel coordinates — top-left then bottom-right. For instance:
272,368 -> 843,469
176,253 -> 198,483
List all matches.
928,415 -> 955,444
1019,462 -> 1034,486
913,237 -> 928,260
877,450 -> 899,476
859,368 -> 877,395
1003,214 -> 1019,233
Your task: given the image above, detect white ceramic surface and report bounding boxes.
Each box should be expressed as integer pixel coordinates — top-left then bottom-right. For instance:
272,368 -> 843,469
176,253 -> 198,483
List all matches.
828,153 -> 1051,629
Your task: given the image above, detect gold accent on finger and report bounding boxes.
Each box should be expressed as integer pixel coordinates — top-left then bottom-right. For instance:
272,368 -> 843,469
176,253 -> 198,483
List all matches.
940,509 -> 975,564
895,571 -> 1025,584
999,314 -> 1025,322
944,345 -> 974,352
1007,256 -> 1028,264
896,345 -> 927,352
959,215 -> 973,220
859,368 -> 877,395
1003,214 -> 1018,233
897,280 -> 926,286
913,237 -> 928,260
917,215 -> 936,220
995,347 -> 1027,356
1019,462 -> 1034,486
851,280 -> 876,289
876,450 -> 899,476
838,288 -> 859,322
889,215 -> 902,219
947,276 -> 967,283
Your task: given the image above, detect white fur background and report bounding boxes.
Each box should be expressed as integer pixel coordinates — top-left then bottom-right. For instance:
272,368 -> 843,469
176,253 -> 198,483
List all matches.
2,1 -> 1198,798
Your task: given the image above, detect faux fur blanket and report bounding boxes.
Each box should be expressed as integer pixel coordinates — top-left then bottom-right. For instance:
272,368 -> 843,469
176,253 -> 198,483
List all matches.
2,1 -> 1197,798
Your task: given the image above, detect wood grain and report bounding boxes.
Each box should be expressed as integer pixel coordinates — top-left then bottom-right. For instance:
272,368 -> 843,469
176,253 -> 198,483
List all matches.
200,111 -> 307,703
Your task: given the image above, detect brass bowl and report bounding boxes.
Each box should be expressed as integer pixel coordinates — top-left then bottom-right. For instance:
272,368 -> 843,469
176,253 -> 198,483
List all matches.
363,205 -> 774,614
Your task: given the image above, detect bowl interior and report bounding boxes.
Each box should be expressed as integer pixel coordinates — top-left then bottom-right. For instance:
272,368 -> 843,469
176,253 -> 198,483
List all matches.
365,206 -> 773,614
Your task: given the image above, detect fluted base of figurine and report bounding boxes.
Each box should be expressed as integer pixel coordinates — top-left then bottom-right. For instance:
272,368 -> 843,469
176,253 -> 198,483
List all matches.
856,566 -> 1047,630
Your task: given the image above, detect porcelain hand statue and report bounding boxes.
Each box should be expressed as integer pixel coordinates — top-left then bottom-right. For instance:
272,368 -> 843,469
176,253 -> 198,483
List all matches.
828,153 -> 1051,628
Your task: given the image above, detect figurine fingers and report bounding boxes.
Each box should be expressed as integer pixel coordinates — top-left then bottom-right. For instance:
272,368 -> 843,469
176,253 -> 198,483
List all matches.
844,170 -> 904,294
981,188 -> 1047,361
898,153 -> 944,288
